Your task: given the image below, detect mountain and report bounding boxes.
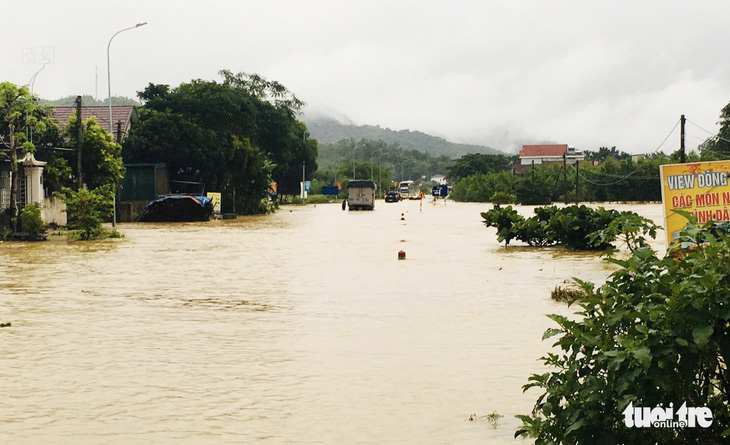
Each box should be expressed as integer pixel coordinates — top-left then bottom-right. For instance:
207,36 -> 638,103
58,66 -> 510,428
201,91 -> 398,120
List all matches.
302,116 -> 504,159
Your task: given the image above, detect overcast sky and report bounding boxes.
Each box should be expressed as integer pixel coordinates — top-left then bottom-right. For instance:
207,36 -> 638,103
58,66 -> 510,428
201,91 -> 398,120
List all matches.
3,0 -> 729,154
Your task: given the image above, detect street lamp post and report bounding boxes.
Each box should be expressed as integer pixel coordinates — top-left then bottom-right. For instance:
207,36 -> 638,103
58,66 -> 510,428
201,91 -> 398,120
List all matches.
377,151 -> 385,198
352,145 -> 358,180
370,148 -> 382,182
108,22 -> 147,227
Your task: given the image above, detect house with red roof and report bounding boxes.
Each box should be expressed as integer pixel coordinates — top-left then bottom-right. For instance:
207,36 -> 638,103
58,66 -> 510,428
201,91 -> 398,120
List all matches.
52,105 -> 138,142
515,144 -> 584,174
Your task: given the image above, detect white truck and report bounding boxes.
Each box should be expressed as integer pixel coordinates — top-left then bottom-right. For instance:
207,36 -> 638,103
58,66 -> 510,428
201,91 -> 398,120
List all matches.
347,180 -> 376,210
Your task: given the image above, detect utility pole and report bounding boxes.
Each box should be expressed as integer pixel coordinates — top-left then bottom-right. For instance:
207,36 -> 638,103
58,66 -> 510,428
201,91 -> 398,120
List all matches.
76,96 -> 83,189
680,114 -> 686,163
575,161 -> 579,203
563,152 -> 567,203
301,161 -> 306,202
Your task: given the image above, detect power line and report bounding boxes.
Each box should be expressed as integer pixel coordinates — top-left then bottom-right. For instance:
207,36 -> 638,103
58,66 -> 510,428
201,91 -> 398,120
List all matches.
687,119 -> 730,145
647,118 -> 680,155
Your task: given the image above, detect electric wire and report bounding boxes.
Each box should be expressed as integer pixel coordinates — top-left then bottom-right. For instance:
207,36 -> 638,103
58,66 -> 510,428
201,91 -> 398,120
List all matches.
648,118 -> 680,155
687,119 -> 730,145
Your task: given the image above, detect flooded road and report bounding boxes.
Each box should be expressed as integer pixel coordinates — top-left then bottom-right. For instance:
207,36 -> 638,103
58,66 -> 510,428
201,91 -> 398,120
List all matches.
0,201 -> 664,444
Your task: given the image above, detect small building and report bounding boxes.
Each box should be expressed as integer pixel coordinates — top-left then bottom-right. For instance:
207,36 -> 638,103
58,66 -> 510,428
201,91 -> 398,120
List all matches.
119,163 -> 170,222
52,105 -> 138,142
515,144 -> 584,174
431,174 -> 447,185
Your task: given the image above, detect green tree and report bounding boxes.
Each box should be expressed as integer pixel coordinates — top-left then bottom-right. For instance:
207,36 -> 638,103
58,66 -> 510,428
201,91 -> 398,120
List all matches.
446,153 -> 517,180
700,101 -> 730,160
57,185 -> 114,240
0,82 -> 53,231
124,71 -> 316,213
64,114 -> 125,190
583,146 -> 630,163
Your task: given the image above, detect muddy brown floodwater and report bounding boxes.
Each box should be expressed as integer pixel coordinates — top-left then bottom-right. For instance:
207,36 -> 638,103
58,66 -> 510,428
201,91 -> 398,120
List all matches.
0,200 -> 665,444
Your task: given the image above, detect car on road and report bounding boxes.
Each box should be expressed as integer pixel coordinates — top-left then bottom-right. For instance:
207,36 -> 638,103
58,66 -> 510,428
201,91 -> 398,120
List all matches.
385,191 -> 401,203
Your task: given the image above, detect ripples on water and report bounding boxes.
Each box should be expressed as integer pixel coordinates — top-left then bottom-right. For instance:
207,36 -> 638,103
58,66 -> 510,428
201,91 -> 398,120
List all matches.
0,201 -> 664,444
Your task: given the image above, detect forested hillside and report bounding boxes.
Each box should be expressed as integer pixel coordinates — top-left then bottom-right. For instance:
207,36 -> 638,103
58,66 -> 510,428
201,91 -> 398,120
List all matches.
303,116 -> 503,159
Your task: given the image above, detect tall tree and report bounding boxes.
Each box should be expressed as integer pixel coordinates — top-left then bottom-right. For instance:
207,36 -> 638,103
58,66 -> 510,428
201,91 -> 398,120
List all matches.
124,72 -> 316,213
64,114 -> 125,190
700,101 -> 730,160
0,82 -> 50,230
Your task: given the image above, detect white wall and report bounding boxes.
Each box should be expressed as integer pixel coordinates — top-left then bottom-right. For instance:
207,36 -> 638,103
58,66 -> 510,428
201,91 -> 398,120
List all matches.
43,196 -> 67,226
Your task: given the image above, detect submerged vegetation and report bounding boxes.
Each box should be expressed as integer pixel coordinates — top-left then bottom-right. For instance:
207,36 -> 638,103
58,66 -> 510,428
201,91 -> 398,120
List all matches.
517,219 -> 730,443
481,204 -> 659,250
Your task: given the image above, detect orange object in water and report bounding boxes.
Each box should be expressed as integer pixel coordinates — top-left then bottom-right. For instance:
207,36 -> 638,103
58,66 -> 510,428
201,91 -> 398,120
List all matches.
398,250 -> 406,260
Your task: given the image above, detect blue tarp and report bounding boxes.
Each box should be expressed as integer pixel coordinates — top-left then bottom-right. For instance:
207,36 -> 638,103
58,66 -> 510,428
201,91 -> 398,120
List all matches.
136,195 -> 214,222
145,195 -> 212,208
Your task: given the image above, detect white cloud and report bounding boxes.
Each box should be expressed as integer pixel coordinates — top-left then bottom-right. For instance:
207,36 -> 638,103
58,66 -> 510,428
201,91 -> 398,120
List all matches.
2,0 -> 729,154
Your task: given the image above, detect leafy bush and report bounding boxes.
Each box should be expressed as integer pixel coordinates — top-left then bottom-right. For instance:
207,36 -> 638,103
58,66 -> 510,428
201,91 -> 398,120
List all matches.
490,191 -> 516,204
481,204 -> 659,250
546,205 -> 618,250
19,202 -> 45,236
57,185 -> 113,240
481,205 -> 524,245
0,209 -> 13,240
517,221 -> 730,443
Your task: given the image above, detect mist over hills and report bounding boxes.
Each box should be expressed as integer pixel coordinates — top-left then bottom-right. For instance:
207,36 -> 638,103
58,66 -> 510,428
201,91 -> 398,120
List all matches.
302,115 -> 505,159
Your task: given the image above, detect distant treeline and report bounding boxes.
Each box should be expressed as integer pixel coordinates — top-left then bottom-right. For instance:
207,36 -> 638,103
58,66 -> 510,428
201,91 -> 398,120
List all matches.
304,116 -> 503,158
41,94 -> 141,107
449,152 -> 690,204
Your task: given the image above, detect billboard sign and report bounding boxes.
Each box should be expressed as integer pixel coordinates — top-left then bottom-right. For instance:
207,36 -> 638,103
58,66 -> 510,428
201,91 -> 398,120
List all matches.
206,192 -> 222,213
660,160 -> 730,246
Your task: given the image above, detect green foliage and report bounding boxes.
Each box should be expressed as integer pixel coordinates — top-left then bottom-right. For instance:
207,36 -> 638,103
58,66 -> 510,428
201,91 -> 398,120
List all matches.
0,209 -> 13,240
57,186 -> 113,240
583,146 -> 630,163
125,71 -> 316,213
517,221 -> 730,444
481,205 -> 657,250
480,205 -> 525,246
700,101 -> 730,160
65,115 -> 125,190
19,203 -> 45,235
516,165 -> 558,205
316,138 -> 448,193
303,194 -> 338,204
589,211 -> 660,253
450,172 -> 516,202
446,153 -> 517,180
43,156 -> 74,194
546,205 -> 617,250
0,82 -> 59,231
490,191 -> 516,204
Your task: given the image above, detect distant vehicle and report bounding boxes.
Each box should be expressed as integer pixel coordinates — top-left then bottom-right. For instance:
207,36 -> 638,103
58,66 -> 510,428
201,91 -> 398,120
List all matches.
398,180 -> 418,199
136,195 -> 214,222
347,180 -> 376,210
385,190 -> 401,202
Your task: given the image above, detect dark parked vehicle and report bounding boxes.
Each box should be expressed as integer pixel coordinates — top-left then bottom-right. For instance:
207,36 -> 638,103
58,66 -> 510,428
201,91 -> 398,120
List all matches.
385,191 -> 401,202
